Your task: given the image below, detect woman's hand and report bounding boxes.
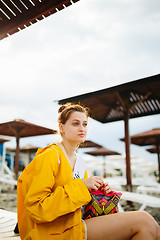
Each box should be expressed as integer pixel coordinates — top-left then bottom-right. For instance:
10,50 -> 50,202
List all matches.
100,182 -> 115,193
83,176 -> 104,191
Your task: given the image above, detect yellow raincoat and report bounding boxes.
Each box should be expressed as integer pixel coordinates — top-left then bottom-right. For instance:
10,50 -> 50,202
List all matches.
17,144 -> 91,240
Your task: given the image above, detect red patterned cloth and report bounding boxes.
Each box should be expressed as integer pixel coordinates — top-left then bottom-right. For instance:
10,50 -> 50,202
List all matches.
83,190 -> 122,220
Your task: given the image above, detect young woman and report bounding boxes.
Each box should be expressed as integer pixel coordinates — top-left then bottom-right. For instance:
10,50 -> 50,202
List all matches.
17,103 -> 160,240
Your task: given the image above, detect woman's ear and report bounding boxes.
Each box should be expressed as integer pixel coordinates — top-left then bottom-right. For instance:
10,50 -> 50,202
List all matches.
59,123 -> 64,135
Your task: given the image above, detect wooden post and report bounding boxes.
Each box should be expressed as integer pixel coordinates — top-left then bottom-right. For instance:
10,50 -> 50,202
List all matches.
124,111 -> 132,191
29,151 -> 31,163
157,143 -> 160,183
15,135 -> 20,179
103,156 -> 107,178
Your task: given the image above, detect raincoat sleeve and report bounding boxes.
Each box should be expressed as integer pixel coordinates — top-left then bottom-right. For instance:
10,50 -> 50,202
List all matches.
84,169 -> 88,180
24,148 -> 91,223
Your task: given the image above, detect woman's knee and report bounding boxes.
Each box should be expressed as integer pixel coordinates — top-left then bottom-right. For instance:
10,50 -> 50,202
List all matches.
156,224 -> 160,240
138,211 -> 158,237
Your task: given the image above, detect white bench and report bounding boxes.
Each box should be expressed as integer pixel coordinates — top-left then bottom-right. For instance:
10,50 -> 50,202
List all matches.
0,209 -> 20,239
119,190 -> 160,212
136,185 -> 160,195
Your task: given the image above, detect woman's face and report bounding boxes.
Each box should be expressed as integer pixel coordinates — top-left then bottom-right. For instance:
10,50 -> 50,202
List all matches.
59,111 -> 88,144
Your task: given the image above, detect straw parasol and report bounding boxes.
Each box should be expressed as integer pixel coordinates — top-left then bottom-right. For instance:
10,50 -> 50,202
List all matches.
121,128 -> 160,182
0,138 -> 9,143
85,147 -> 120,177
0,119 -> 57,177
8,145 -> 39,164
58,74 -> 160,190
79,140 -> 102,148
147,146 -> 160,154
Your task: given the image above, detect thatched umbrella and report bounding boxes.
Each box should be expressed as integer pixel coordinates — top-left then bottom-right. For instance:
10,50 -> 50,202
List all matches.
79,140 -> 102,148
121,128 -> 160,182
58,74 -> 160,190
0,119 -> 57,177
8,145 -> 39,165
85,147 -> 120,177
0,138 -> 9,143
147,146 -> 160,154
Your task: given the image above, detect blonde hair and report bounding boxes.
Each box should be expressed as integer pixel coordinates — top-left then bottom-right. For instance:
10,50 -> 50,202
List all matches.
58,103 -> 89,124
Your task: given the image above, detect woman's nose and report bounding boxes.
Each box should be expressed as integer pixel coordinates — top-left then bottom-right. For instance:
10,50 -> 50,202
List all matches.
79,124 -> 84,131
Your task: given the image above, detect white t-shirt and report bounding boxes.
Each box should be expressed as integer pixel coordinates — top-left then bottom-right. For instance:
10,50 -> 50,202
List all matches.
56,142 -> 86,180
73,153 -> 86,180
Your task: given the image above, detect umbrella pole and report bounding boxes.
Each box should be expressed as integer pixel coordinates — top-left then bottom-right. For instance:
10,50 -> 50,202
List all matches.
157,143 -> 160,183
103,156 -> 107,178
29,151 -> 31,164
15,135 -> 20,179
124,112 -> 132,191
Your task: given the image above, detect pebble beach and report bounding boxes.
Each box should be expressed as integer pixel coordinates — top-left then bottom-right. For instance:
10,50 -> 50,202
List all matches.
0,184 -> 160,226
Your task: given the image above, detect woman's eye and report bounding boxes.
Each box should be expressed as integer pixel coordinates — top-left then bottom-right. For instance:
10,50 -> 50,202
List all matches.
83,123 -> 88,127
73,122 -> 78,125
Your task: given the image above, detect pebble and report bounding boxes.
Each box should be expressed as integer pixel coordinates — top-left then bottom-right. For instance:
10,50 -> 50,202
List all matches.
0,185 -> 17,213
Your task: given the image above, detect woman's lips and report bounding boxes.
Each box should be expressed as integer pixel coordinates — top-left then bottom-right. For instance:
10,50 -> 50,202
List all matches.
78,134 -> 85,137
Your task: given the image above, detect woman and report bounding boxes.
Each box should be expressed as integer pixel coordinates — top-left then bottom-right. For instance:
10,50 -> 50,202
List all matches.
17,103 -> 160,240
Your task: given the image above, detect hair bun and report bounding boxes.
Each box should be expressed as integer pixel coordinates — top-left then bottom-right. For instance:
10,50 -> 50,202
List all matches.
58,103 -> 73,114
58,102 -> 89,124
58,105 -> 66,114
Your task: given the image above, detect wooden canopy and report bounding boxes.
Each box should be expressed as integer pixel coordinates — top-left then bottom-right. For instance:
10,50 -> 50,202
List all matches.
125,128 -> 160,146
85,147 -> 120,177
121,128 -> 160,182
58,74 -> 160,189
0,0 -> 79,40
147,146 -> 160,154
0,119 -> 57,137
0,138 -> 9,143
58,74 -> 160,123
0,119 -> 57,176
85,147 -> 120,156
8,144 -> 38,152
7,144 -> 39,163
79,140 -> 102,148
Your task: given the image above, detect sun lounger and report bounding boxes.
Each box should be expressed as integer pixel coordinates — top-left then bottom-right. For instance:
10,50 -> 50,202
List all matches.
136,185 -> 160,195
0,209 -> 20,239
0,160 -> 17,191
0,177 -> 17,186
119,190 -> 160,212
0,177 -> 17,192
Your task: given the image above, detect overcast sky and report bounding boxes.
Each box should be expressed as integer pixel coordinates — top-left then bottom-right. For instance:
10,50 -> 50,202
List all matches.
0,0 -> 160,164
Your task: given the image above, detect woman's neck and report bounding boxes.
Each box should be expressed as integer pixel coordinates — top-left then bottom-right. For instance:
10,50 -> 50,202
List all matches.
60,140 -> 77,158
60,140 -> 77,171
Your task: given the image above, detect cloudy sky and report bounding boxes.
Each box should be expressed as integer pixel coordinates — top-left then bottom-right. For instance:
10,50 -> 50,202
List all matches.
0,0 -> 160,164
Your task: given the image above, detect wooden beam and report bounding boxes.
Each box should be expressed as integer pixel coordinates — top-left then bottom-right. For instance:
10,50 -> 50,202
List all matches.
0,0 -> 78,39
129,91 -> 152,112
116,92 -> 128,112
